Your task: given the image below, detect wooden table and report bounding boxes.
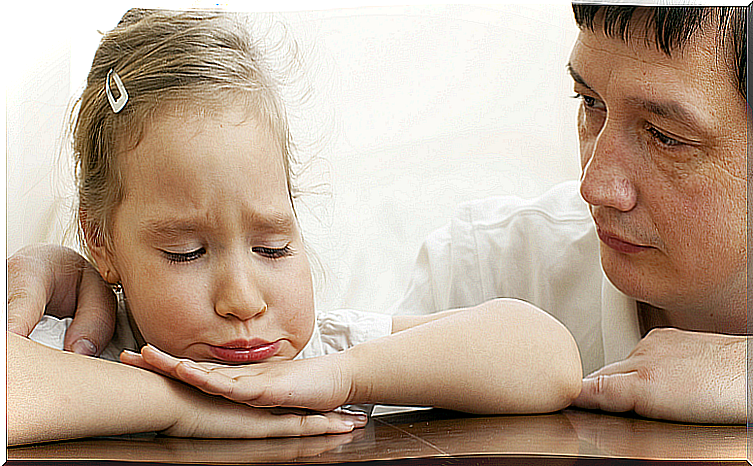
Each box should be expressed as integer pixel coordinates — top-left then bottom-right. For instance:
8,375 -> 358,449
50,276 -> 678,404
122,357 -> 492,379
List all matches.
7,408 -> 749,465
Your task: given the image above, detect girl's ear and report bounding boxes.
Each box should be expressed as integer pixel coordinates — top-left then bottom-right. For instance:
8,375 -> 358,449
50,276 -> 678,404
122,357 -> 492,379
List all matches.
80,209 -> 121,285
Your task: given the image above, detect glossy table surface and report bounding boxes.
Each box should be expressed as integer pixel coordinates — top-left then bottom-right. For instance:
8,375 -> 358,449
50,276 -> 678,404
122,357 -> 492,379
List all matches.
8,408 -> 749,465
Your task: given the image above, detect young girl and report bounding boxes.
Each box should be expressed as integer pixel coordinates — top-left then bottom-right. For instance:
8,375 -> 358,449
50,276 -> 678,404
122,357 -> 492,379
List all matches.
8,9 -> 581,446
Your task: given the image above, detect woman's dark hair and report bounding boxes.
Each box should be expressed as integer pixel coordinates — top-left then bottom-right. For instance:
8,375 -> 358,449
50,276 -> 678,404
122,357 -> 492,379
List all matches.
572,5 -> 747,100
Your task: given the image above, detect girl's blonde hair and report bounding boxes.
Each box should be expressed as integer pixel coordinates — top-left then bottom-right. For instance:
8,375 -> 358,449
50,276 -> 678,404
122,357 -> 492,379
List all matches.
73,9 -> 295,257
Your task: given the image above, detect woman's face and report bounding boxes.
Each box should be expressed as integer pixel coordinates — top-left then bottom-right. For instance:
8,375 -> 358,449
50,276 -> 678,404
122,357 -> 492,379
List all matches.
93,106 -> 315,363
569,24 -> 747,330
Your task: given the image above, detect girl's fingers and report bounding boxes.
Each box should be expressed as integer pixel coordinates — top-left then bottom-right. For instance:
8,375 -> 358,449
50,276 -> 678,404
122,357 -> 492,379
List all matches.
167,404 -> 368,438
138,345 -> 268,402
250,409 -> 368,437
119,347 -> 247,400
141,345 -> 227,373
119,349 -> 146,367
140,344 -> 184,372
119,350 -> 174,379
120,347 -> 202,381
287,410 -> 369,435
174,363 -> 271,404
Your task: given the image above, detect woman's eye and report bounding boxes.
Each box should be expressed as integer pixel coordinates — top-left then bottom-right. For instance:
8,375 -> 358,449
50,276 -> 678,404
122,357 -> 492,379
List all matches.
252,245 -> 293,260
646,126 -> 683,148
163,248 -> 206,263
572,93 -> 605,111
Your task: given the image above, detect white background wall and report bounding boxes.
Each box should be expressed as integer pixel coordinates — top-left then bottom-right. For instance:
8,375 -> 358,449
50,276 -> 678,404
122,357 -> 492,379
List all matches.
6,2 -> 582,314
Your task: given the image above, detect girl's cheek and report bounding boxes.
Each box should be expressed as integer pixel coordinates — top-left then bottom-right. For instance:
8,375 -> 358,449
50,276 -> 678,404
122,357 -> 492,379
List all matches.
281,262 -> 316,347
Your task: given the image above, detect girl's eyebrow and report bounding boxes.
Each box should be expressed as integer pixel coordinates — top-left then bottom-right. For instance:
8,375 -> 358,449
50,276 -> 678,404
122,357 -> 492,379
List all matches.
246,210 -> 297,235
141,219 -> 200,239
140,211 -> 297,239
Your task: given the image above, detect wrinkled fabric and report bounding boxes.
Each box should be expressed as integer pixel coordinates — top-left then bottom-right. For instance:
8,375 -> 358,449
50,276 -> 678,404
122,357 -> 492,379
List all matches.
387,181 -> 640,375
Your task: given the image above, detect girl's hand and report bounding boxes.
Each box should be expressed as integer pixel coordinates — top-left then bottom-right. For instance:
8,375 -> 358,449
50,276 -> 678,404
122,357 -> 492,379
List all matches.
8,332 -> 366,446
162,376 -> 367,439
122,345 -> 355,412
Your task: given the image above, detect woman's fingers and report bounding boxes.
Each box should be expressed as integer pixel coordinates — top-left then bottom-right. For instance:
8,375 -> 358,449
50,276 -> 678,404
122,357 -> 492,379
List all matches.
574,371 -> 642,413
7,244 -> 117,357
7,245 -> 59,337
63,264 -> 117,356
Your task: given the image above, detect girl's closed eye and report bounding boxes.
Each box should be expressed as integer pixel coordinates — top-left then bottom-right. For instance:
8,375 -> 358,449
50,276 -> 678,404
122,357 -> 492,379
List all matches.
253,245 -> 293,260
163,247 -> 206,264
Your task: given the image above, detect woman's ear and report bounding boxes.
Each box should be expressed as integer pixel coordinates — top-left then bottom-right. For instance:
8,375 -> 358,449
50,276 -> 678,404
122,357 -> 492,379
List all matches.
80,209 -> 121,285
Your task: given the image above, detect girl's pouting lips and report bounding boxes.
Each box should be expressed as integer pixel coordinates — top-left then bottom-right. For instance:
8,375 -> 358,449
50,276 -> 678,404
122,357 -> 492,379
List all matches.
208,339 -> 282,363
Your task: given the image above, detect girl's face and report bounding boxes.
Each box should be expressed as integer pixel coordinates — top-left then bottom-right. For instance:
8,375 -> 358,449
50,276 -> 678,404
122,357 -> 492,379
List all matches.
93,106 -> 315,364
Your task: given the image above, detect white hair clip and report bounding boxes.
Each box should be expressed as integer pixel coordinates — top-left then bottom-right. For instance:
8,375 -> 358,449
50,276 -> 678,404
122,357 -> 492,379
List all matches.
106,69 -> 129,113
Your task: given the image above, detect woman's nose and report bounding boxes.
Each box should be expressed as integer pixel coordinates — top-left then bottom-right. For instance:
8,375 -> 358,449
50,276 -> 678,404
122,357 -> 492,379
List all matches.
214,263 -> 267,321
579,123 -> 638,212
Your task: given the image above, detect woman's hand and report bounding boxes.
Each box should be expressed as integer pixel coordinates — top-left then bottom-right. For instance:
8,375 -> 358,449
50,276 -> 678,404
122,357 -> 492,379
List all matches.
573,327 -> 747,424
122,345 -> 356,412
7,244 -> 117,356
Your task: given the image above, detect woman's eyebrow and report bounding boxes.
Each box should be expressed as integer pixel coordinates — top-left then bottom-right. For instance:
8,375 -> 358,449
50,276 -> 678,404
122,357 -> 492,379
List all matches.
567,62 -> 712,137
625,97 -> 712,136
566,63 -> 593,91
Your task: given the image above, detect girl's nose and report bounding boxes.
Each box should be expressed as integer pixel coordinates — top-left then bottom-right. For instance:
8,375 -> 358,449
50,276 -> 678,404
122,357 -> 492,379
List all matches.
214,264 -> 267,321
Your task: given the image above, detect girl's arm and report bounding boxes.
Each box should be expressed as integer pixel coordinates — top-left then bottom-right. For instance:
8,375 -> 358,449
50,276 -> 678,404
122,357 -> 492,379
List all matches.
349,298 -> 582,413
7,332 -> 366,446
126,298 -> 582,414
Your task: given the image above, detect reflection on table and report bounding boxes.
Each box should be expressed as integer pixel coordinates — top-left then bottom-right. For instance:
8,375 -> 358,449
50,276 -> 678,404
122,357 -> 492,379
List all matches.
7,408 -> 748,464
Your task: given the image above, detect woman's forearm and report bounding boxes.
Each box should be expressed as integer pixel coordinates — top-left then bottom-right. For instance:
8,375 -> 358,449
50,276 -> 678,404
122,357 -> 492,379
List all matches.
342,298 -> 582,414
7,331 -> 180,445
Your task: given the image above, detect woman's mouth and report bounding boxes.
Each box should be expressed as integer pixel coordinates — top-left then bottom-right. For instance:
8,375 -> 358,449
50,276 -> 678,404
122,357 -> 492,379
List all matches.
597,228 -> 651,254
208,339 -> 281,363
